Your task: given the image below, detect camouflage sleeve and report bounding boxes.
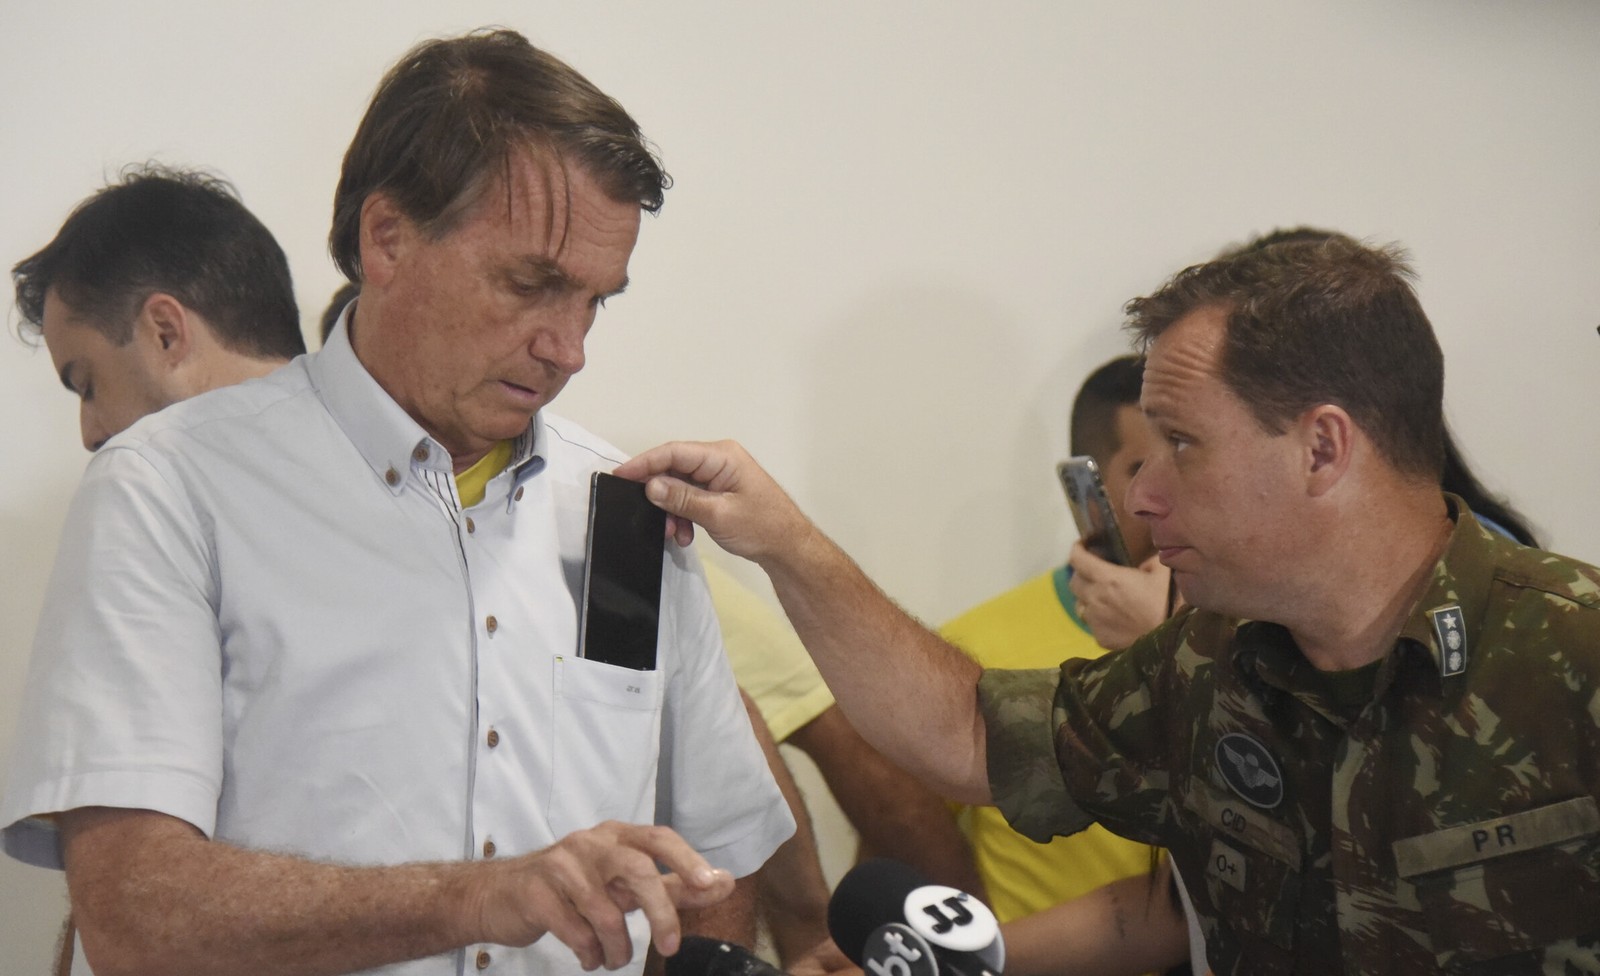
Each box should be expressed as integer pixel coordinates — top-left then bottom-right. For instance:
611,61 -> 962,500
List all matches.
980,621 -> 1186,850
978,667 -> 1094,843
1051,631 -> 1178,848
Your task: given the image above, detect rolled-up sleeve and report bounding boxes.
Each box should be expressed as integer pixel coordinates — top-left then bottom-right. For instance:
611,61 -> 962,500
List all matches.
978,667 -> 1093,843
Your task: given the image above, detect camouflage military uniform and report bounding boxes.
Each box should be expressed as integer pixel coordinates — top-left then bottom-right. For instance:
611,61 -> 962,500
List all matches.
981,497 -> 1600,975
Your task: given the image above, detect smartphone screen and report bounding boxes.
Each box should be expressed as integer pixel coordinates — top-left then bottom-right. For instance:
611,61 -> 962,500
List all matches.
578,472 -> 667,670
1056,456 -> 1132,567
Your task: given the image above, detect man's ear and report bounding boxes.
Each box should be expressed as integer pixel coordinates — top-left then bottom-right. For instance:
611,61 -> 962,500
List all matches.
1301,403 -> 1354,497
136,293 -> 194,367
359,193 -> 413,287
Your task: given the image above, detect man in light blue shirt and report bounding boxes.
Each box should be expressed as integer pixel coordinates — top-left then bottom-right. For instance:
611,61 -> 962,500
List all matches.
2,29 -> 790,976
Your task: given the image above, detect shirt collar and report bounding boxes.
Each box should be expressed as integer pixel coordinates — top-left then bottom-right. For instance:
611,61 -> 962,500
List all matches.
310,307 -> 545,495
1239,492 -> 1499,695
1394,492 -> 1500,678
509,417 -> 546,482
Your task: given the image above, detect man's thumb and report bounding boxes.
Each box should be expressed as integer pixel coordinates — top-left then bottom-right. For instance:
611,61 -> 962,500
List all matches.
646,475 -> 712,523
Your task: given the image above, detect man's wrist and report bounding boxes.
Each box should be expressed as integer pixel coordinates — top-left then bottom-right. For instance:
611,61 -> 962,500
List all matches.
757,517 -> 832,580
439,857 -> 502,949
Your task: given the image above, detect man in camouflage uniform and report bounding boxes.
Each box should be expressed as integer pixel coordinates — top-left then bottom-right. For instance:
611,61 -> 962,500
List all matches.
617,236 -> 1600,974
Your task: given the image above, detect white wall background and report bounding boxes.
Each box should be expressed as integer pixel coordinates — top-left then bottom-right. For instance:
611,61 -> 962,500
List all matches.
3,1 -> 1598,970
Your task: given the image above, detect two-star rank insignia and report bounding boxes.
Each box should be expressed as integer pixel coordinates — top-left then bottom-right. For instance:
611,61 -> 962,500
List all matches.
1430,604 -> 1468,677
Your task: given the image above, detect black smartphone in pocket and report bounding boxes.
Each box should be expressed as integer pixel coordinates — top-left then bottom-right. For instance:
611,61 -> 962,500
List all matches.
1056,456 -> 1132,567
578,472 -> 667,670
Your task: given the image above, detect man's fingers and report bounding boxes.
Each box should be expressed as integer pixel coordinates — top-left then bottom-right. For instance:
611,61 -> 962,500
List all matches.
620,443 -> 749,548
605,823 -> 733,953
615,441 -> 715,483
502,823 -> 729,968
1068,540 -> 1109,580
611,872 -> 684,958
666,867 -> 735,909
617,440 -> 745,492
542,895 -> 606,970
622,823 -> 730,896
665,514 -> 696,548
643,475 -> 714,523
568,880 -> 638,970
598,825 -> 733,960
643,471 -> 766,557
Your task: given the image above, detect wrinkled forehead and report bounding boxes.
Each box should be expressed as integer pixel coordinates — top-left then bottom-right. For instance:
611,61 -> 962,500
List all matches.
1139,307 -> 1229,418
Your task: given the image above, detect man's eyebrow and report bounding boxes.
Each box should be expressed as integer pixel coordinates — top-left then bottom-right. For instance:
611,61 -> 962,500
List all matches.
515,255 -> 566,280
513,257 -> 628,298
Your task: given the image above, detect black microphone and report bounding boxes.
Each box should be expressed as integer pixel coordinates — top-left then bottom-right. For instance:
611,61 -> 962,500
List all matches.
827,859 -> 1003,976
666,936 -> 789,976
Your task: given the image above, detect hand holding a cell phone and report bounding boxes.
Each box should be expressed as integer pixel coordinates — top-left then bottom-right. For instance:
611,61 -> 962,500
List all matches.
1067,541 -> 1174,651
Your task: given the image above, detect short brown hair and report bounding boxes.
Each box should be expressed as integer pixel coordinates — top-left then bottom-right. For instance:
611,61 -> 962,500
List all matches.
1070,355 -> 1144,463
15,165 -> 303,360
1124,237 -> 1444,480
329,28 -> 670,282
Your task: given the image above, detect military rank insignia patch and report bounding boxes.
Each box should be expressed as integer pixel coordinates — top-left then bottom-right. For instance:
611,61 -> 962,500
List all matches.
1430,604 -> 1468,677
1216,732 -> 1284,809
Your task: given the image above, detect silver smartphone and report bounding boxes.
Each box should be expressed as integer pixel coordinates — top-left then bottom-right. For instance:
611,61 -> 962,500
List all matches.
1056,456 -> 1132,567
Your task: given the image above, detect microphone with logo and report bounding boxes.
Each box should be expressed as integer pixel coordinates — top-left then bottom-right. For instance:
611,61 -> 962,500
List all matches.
827,859 -> 1003,976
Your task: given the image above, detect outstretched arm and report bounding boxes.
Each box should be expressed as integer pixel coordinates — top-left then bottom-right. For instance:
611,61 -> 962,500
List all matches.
615,441 -> 989,805
60,806 -> 732,976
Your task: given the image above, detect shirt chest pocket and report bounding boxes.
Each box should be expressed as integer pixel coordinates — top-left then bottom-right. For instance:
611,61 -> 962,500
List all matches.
1185,780 -> 1304,961
1394,795 -> 1600,971
546,656 -> 666,840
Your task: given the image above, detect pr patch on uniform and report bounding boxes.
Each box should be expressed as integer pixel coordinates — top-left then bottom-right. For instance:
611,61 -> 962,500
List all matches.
1216,732 -> 1284,809
1430,604 -> 1468,676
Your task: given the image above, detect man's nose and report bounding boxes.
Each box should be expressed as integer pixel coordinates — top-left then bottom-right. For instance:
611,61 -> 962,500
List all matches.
81,408 -> 107,453
530,312 -> 589,376
1127,460 -> 1162,520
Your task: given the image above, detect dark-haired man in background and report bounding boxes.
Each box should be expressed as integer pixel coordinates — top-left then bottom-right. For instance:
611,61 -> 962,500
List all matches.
619,236 -> 1600,973
10,163 -> 307,976
2,29 -> 789,976
14,166 -> 304,451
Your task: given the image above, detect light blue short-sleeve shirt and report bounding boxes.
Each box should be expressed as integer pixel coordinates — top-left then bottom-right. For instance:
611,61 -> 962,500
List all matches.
1,320 -> 793,976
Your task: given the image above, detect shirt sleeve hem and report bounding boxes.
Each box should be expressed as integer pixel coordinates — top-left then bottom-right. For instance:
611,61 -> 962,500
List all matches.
1,769 -> 220,869
686,801 -> 797,879
978,666 -> 1091,843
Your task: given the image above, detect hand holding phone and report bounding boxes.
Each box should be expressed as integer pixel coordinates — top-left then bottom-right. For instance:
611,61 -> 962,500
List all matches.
1056,456 -> 1132,567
